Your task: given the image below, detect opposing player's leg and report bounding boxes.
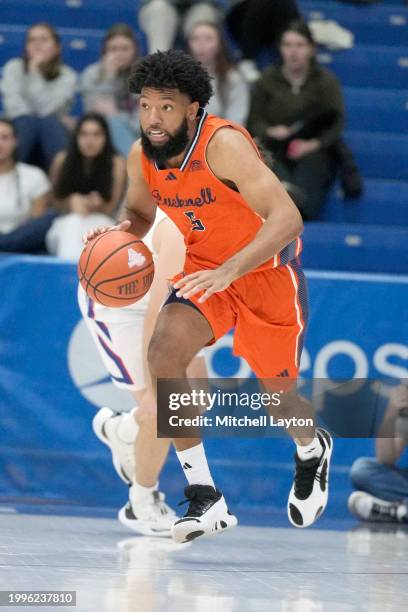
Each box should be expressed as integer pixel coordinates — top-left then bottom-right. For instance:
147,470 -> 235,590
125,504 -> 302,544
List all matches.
233,261 -> 333,528
120,353 -> 209,535
78,287 -> 176,536
148,299 -> 238,543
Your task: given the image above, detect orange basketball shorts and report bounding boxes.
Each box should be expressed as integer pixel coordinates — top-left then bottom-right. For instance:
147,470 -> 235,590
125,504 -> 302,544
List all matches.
170,258 -> 308,379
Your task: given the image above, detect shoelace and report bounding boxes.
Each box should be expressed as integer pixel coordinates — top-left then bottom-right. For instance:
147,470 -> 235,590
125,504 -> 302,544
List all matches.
294,456 -> 322,499
371,501 -> 399,521
178,493 -> 212,517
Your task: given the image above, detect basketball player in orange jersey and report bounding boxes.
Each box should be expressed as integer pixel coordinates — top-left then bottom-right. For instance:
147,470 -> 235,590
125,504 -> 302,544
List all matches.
85,50 -> 333,543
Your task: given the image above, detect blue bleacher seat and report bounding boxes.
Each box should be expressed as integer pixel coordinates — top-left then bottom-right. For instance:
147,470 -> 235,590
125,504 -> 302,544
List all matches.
302,222 -> 408,274
317,45 -> 408,89
344,87 -> 408,134
0,0 -> 136,30
319,179 -> 408,226
345,131 -> 408,181
300,0 -> 408,46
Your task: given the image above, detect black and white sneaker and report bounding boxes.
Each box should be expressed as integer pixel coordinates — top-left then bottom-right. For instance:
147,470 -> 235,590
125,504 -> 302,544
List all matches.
92,407 -> 138,484
118,489 -> 177,537
348,491 -> 407,523
172,485 -> 238,544
288,428 -> 333,528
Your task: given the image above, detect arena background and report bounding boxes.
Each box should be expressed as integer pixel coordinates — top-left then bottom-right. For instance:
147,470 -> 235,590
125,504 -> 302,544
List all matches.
0,0 -> 407,529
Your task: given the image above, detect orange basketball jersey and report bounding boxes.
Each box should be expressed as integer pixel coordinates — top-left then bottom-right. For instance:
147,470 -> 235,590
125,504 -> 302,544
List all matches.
141,110 -> 302,273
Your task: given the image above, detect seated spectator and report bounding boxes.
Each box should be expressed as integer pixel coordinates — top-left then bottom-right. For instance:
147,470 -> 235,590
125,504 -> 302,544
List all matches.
187,21 -> 249,125
247,20 -> 344,220
138,0 -> 222,53
46,113 -> 127,260
81,24 -> 140,157
348,385 -> 408,524
0,119 -> 55,254
226,0 -> 301,82
1,23 -> 77,171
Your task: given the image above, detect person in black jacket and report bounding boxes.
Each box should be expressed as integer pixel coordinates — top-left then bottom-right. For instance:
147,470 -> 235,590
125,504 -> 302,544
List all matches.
247,20 -> 356,220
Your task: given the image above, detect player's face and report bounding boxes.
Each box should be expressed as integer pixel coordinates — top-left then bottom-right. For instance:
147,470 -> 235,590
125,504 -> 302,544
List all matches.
104,35 -> 136,69
139,88 -> 195,145
26,26 -> 60,62
280,32 -> 315,72
188,24 -> 220,65
77,120 -> 106,158
0,123 -> 17,163
139,88 -> 199,163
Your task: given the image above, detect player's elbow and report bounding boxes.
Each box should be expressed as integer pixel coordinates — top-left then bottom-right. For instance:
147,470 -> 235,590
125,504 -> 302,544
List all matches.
287,206 -> 304,238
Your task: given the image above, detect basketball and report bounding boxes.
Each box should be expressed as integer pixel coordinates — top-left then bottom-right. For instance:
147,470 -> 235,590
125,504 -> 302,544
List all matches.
77,231 -> 154,307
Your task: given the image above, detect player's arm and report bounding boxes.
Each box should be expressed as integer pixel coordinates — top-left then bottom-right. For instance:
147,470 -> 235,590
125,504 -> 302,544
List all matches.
142,218 -> 186,385
175,127 -> 303,302
118,140 -> 157,236
84,140 -> 157,243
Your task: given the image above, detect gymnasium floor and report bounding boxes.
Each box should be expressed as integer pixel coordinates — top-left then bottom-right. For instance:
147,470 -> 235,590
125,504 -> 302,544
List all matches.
1,510 -> 407,612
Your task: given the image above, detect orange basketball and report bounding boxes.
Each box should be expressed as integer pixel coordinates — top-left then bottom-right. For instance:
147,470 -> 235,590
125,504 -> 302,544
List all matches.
77,231 -> 154,307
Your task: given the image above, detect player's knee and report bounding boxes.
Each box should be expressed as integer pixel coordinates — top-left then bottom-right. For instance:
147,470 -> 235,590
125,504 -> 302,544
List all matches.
350,457 -> 378,490
147,331 -> 189,377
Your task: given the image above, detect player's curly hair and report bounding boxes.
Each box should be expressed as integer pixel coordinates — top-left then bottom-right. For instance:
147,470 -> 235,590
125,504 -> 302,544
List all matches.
128,49 -> 213,107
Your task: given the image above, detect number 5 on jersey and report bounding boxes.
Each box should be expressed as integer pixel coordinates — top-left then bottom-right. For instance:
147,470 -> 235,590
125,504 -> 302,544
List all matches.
184,211 -> 206,232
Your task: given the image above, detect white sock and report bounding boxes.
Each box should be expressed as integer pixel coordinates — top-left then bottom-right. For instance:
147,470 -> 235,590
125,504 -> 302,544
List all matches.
176,443 -> 215,488
117,408 -> 139,443
296,436 -> 323,461
130,481 -> 158,505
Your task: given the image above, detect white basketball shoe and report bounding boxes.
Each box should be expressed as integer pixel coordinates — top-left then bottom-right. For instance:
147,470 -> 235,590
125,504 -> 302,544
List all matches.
118,485 -> 177,537
172,485 -> 238,544
288,428 -> 333,528
92,407 -> 138,484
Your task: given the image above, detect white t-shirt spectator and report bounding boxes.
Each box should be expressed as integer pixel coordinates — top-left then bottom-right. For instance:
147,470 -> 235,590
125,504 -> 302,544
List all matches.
0,162 -> 51,233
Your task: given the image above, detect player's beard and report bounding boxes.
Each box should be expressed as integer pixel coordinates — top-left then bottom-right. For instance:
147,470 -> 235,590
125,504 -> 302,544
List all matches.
141,118 -> 190,167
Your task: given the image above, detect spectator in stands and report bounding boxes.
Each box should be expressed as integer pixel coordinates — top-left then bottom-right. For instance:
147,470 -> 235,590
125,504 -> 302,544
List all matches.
46,113 -> 127,260
226,0 -> 301,82
138,0 -> 222,53
1,23 -> 77,171
247,20 -> 344,220
81,24 -> 140,157
348,385 -> 408,524
187,22 -> 249,125
0,119 -> 56,254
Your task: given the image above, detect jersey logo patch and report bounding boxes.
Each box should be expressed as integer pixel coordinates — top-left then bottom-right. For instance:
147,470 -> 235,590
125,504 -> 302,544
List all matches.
165,171 -> 177,181
189,160 -> 203,172
127,248 -> 146,269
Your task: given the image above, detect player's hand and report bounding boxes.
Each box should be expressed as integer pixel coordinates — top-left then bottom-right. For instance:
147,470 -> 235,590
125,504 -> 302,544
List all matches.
287,139 -> 320,160
173,267 -> 235,304
82,220 -> 132,245
266,125 -> 292,140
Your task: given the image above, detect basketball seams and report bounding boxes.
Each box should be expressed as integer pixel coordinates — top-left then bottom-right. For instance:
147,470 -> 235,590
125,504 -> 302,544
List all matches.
85,238 -> 144,290
80,232 -> 112,282
94,261 -> 154,290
